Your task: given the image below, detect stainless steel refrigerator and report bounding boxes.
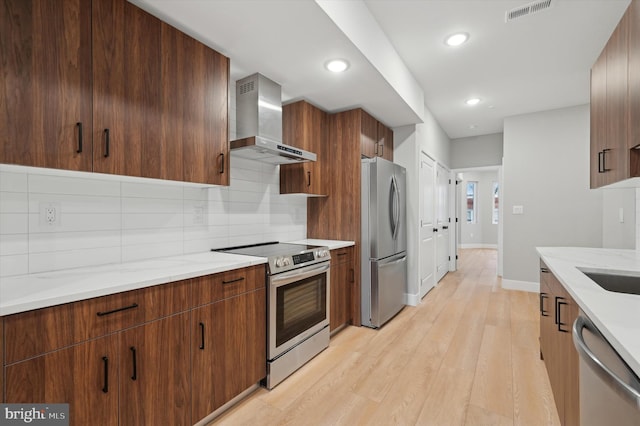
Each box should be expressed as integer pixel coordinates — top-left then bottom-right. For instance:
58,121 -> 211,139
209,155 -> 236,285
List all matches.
361,157 -> 407,328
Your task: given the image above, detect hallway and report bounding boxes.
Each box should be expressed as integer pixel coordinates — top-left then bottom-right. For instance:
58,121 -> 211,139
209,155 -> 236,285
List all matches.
210,249 -> 559,425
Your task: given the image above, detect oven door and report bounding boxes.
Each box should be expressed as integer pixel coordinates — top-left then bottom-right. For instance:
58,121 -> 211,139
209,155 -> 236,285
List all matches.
269,262 -> 330,360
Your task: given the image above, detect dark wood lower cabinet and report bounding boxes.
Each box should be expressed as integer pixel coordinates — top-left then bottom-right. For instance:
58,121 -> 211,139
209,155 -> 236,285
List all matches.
330,247 -> 354,332
119,313 -> 191,426
5,335 -> 119,426
2,267 -> 266,425
191,287 -> 266,423
539,261 -> 579,426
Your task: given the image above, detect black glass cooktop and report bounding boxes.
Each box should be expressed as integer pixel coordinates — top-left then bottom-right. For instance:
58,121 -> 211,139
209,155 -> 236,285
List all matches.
214,242 -> 320,258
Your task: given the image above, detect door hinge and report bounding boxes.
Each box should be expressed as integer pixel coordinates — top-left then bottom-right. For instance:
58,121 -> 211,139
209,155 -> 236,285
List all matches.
448,256 -> 451,261
456,255 -> 458,260
449,179 -> 451,184
448,217 -> 451,223
456,217 -> 459,223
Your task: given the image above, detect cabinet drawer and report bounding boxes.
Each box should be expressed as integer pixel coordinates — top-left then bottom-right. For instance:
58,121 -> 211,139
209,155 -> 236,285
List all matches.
331,247 -> 353,266
4,280 -> 190,364
192,265 -> 265,307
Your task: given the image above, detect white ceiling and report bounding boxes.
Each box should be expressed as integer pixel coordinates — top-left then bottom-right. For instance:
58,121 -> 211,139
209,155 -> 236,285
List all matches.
132,0 -> 630,139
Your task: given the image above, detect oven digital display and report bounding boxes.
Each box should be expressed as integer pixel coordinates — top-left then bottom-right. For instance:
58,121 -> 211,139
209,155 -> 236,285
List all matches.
292,252 -> 314,264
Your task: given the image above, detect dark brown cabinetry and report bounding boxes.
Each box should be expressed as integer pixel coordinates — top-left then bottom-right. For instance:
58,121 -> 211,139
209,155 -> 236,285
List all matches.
330,246 -> 354,333
590,0 -> 640,188
359,109 -> 394,161
1,0 -> 93,172
280,101 -> 328,195
1,265 -> 266,425
539,261 -> 579,426
308,109 -> 363,326
190,265 -> 266,423
1,0 -> 229,185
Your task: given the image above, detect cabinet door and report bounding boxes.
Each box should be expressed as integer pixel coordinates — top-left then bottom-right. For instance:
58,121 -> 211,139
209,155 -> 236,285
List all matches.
604,11 -> 630,185
330,248 -> 352,332
280,101 -> 327,195
191,289 -> 266,422
377,122 -> 394,161
538,273 -> 553,360
590,48 -> 607,189
1,0 -> 92,171
360,110 -> 378,158
119,312 -> 191,426
5,335 -> 118,426
629,0 -> 640,176
176,26 -> 229,185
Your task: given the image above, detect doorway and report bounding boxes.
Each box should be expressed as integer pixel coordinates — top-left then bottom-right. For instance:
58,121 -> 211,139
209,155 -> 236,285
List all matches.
453,166 -> 502,277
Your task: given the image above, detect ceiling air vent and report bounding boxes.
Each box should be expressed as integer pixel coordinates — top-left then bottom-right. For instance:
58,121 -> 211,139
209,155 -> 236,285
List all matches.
506,0 -> 552,22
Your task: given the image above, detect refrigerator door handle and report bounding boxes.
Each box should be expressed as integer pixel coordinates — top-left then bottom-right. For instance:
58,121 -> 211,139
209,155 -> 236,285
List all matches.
394,175 -> 401,239
389,175 -> 400,240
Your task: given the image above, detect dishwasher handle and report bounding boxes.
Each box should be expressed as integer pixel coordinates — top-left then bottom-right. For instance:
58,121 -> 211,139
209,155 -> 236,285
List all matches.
572,315 -> 640,407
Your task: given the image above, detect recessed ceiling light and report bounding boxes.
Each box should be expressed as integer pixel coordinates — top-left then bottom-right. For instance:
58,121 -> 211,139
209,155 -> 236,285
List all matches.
445,32 -> 469,47
325,59 -> 350,73
465,98 -> 481,106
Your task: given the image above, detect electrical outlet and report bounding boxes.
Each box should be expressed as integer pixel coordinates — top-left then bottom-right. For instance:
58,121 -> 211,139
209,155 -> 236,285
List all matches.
193,205 -> 206,225
40,202 -> 61,227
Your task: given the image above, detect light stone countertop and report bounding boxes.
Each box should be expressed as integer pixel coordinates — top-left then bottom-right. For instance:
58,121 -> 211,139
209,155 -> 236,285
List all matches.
536,247 -> 640,377
0,251 -> 267,316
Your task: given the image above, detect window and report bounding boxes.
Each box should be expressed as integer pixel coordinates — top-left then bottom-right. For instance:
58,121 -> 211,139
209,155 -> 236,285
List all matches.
466,182 -> 477,223
492,182 -> 499,224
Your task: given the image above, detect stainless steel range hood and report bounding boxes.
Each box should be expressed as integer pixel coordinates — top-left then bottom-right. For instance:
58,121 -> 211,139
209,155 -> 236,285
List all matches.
230,73 -> 316,164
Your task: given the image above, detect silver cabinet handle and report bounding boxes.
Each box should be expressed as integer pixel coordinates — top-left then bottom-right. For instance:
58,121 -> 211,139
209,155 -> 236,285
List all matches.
573,315 -> 640,406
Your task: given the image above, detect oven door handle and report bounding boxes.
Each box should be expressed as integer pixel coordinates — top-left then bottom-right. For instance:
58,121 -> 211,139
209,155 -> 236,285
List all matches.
270,263 -> 330,287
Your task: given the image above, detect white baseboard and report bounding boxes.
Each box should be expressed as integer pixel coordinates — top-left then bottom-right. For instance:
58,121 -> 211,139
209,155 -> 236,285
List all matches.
405,292 -> 419,307
459,243 -> 498,249
501,279 -> 539,293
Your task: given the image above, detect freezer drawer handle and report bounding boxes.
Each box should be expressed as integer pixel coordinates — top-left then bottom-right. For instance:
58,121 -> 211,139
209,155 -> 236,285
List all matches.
573,316 -> 640,406
539,292 -> 549,316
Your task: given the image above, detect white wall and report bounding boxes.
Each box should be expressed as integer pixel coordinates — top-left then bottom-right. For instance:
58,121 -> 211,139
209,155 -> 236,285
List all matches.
459,171 -> 498,248
602,188 -> 636,249
502,104 -> 602,289
450,133 -> 503,169
394,105 -> 450,305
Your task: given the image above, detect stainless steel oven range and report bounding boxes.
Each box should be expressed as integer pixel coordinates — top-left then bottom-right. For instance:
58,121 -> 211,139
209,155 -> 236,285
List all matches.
216,242 -> 330,389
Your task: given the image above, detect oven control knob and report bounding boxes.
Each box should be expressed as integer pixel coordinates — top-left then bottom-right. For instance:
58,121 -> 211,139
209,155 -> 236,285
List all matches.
316,249 -> 329,258
275,257 -> 291,268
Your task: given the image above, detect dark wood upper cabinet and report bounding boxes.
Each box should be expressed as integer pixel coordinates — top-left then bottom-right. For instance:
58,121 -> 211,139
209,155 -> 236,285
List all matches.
359,109 -> 394,161
377,121 -> 394,161
2,0 -> 229,185
360,109 -> 378,158
590,0 -> 640,187
1,0 -> 93,171
280,100 -> 328,195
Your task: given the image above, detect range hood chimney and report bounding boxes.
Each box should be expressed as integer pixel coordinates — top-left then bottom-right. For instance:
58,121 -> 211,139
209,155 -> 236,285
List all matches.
230,73 -> 316,164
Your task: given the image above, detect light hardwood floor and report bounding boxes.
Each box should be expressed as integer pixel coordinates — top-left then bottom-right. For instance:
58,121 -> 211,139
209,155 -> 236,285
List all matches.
209,249 -> 560,426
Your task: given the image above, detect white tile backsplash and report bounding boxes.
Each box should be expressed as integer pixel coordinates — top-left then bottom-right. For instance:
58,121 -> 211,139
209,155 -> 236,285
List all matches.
0,159 -> 307,277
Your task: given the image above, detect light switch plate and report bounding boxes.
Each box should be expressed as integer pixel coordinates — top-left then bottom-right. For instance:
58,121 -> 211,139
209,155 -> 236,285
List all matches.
512,205 -> 524,215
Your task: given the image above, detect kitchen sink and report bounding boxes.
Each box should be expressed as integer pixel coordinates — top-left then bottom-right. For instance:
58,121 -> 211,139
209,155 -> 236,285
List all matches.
580,269 -> 640,295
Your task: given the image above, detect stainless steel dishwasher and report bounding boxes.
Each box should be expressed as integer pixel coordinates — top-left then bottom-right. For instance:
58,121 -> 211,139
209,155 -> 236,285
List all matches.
572,313 -> 640,426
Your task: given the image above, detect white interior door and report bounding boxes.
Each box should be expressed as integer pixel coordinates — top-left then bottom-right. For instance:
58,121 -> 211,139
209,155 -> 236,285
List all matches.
419,153 -> 435,298
436,164 -> 450,282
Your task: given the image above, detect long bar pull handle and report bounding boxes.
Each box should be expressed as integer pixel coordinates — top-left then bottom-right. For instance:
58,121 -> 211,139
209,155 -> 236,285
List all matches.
598,151 -> 604,173
540,267 -> 550,273
554,296 -> 561,325
130,347 -> 137,380
222,277 -> 245,285
219,153 -> 225,174
307,171 -> 311,187
557,300 -> 569,332
76,122 -> 83,153
104,129 -> 110,158
199,322 -> 205,350
102,356 -> 109,393
97,303 -> 139,317
540,292 -> 549,316
602,148 -> 611,172
349,268 -> 355,283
